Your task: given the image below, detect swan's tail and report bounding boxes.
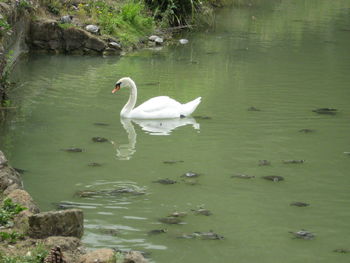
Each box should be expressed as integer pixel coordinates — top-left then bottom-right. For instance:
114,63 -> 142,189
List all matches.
181,97 -> 202,116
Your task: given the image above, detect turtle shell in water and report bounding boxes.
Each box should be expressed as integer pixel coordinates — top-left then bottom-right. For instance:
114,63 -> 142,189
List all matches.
92,137 -> 108,143
181,172 -> 201,178
262,175 -> 284,182
152,178 -> 177,184
290,230 -> 315,240
290,202 -> 310,207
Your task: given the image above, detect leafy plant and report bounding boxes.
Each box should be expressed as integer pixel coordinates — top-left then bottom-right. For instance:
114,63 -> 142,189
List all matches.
0,231 -> 24,244
0,198 -> 26,226
0,243 -> 48,263
0,17 -> 11,38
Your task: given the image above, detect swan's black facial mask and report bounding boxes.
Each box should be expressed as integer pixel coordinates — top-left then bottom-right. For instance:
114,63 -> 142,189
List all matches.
112,82 -> 121,94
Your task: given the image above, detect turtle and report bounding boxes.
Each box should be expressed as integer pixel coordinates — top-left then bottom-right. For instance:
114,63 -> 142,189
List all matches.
290,230 -> 315,240
259,160 -> 271,166
231,174 -> 255,179
168,211 -> 187,217
333,248 -> 350,253
181,172 -> 201,178
283,160 -> 305,164
193,231 -> 224,240
247,106 -> 261,111
152,178 -> 177,184
290,202 -> 310,207
163,160 -> 184,164
312,108 -> 337,115
93,122 -> 109,126
92,137 -> 108,143
299,128 -> 315,133
158,217 -> 182,224
192,208 -> 212,216
262,175 -> 284,182
148,229 -> 168,235
88,162 -> 102,167
61,148 -> 83,152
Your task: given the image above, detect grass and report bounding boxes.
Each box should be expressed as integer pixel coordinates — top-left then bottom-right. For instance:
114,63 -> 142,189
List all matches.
0,198 -> 26,226
0,244 -> 48,263
0,231 -> 24,244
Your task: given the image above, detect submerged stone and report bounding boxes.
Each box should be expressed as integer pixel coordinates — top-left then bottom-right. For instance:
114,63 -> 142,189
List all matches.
262,175 -> 284,182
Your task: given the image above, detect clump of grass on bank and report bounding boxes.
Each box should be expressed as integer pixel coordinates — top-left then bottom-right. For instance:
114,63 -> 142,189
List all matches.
0,244 -> 48,263
0,198 -> 26,227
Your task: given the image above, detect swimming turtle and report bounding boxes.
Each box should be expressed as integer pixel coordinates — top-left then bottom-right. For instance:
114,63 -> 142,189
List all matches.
148,229 -> 168,235
312,108 -> 337,115
100,228 -> 120,236
333,248 -> 350,253
299,128 -> 315,133
262,175 -> 284,182
158,217 -> 182,224
168,211 -> 187,217
88,162 -> 102,167
93,122 -> 109,126
247,106 -> 261,111
181,172 -> 201,178
290,202 -> 310,207
283,160 -> 305,164
178,231 -> 224,240
61,148 -> 83,152
231,174 -> 255,179
192,208 -> 212,216
152,178 -> 177,184
92,137 -> 108,143
259,160 -> 271,166
163,160 -> 184,164
290,230 -> 315,240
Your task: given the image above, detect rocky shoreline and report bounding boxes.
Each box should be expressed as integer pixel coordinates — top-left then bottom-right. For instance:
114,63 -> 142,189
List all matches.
0,150 -> 147,262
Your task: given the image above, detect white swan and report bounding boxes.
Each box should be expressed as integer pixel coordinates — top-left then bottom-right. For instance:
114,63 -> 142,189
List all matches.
112,77 -> 201,119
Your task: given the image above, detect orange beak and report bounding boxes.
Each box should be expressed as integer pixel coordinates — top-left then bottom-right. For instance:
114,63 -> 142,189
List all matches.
112,84 -> 121,94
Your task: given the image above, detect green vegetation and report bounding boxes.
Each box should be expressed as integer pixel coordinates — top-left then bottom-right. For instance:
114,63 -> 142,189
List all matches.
0,17 -> 11,38
0,198 -> 26,226
0,244 -> 48,263
0,231 -> 24,244
58,22 -> 75,30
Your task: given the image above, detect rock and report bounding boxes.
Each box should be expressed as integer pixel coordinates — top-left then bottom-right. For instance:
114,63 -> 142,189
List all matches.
154,37 -> 163,45
179,39 -> 189,44
60,15 -> 73,24
28,209 -> 84,238
85,36 -> 106,52
30,19 -> 63,50
7,189 -> 40,213
78,248 -> 115,263
181,172 -> 200,178
85,24 -> 99,34
262,175 -> 284,182
63,27 -> 89,51
45,236 -> 81,252
148,229 -> 167,235
61,148 -> 83,152
192,208 -> 212,216
123,251 -> 148,263
0,150 -> 8,167
0,165 -> 23,193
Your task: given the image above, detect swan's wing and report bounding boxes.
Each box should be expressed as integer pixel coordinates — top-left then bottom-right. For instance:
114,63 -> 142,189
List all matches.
134,96 -> 182,113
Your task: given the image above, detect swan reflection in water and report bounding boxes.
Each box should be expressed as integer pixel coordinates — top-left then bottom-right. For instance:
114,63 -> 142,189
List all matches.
115,117 -> 200,160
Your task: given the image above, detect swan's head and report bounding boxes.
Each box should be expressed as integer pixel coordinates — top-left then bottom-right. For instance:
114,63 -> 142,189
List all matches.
112,77 -> 134,93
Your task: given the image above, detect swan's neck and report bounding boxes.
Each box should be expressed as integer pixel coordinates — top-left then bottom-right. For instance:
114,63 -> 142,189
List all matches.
121,79 -> 137,117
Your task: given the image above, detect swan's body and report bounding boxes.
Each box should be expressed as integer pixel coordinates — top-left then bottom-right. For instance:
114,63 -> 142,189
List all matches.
112,77 -> 201,119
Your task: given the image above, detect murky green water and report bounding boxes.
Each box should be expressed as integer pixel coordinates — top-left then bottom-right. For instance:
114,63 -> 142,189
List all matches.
1,0 -> 350,262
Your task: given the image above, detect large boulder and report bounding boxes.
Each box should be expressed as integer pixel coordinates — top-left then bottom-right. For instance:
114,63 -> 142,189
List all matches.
123,251 -> 148,263
30,19 -> 63,51
28,209 -> 84,238
62,27 -> 89,51
78,248 -> 115,263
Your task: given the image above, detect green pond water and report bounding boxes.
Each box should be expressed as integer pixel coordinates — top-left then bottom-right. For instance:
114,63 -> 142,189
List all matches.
1,0 -> 350,262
